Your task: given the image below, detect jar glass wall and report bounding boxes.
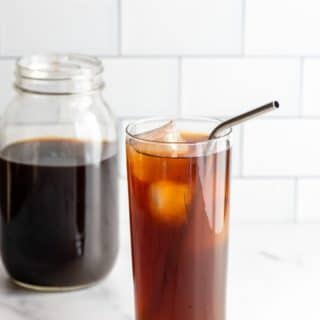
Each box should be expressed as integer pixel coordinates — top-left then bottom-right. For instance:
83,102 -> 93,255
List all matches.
0,54 -> 118,291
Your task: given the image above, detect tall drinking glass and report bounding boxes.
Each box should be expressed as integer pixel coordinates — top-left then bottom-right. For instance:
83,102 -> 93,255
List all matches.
126,118 -> 231,320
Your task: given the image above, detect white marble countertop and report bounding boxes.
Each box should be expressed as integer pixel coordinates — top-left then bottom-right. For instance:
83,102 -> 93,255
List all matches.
1,223 -> 319,320
0,182 -> 319,319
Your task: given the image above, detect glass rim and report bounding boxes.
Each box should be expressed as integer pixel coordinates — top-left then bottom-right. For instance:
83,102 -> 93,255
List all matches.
15,53 -> 104,94
125,117 -> 232,146
16,53 -> 103,80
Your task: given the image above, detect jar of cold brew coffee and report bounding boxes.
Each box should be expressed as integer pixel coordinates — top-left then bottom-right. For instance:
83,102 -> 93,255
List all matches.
0,54 -> 118,291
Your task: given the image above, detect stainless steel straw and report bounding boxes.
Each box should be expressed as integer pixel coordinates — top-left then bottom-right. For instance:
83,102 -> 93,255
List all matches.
209,101 -> 279,139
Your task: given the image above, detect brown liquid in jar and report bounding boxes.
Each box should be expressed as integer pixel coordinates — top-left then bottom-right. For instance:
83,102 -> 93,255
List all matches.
0,138 -> 118,288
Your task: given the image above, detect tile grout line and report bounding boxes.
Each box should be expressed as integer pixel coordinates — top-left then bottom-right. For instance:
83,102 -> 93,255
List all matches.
298,57 -> 304,117
235,175 -> 320,180
0,24 -> 3,56
177,57 -> 183,116
230,220 -> 304,225
233,176 -> 297,181
241,0 -> 247,55
0,54 -> 320,60
293,178 -> 299,223
239,125 -> 244,177
119,115 -> 320,120
116,118 -> 123,178
117,0 -> 122,56
230,115 -> 320,120
115,115 -> 320,121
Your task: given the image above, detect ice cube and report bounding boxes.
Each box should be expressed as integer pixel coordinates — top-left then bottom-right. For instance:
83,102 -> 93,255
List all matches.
138,121 -> 183,142
136,121 -> 188,157
149,180 -> 191,225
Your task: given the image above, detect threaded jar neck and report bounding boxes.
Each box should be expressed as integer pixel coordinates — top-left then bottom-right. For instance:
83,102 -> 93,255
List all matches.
15,54 -> 104,95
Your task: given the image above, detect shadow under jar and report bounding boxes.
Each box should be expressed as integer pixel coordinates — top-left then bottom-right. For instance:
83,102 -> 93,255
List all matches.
0,54 -> 118,291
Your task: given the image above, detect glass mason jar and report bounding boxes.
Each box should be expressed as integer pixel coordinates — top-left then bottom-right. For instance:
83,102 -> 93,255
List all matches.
0,54 -> 118,291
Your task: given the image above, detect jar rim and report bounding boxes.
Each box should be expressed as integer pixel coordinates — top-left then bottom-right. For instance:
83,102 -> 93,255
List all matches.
15,53 -> 104,94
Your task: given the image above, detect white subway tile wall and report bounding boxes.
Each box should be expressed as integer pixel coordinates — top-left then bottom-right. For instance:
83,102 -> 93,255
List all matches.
0,60 -> 15,111
231,179 -> 295,222
297,179 -> 320,222
302,59 -> 320,116
1,0 -> 118,55
243,119 -> 320,176
102,58 -> 179,117
182,58 -> 300,117
122,0 -> 242,55
245,0 -> 320,55
118,119 -> 132,178
1,0 -> 320,223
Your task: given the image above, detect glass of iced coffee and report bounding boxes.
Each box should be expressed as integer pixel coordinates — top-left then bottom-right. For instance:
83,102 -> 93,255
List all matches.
126,118 -> 231,320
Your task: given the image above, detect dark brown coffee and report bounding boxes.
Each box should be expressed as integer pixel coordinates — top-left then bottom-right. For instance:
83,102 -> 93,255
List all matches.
0,138 -> 118,289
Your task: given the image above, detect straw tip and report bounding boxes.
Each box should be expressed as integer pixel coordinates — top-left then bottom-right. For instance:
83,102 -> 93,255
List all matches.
273,101 -> 280,109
